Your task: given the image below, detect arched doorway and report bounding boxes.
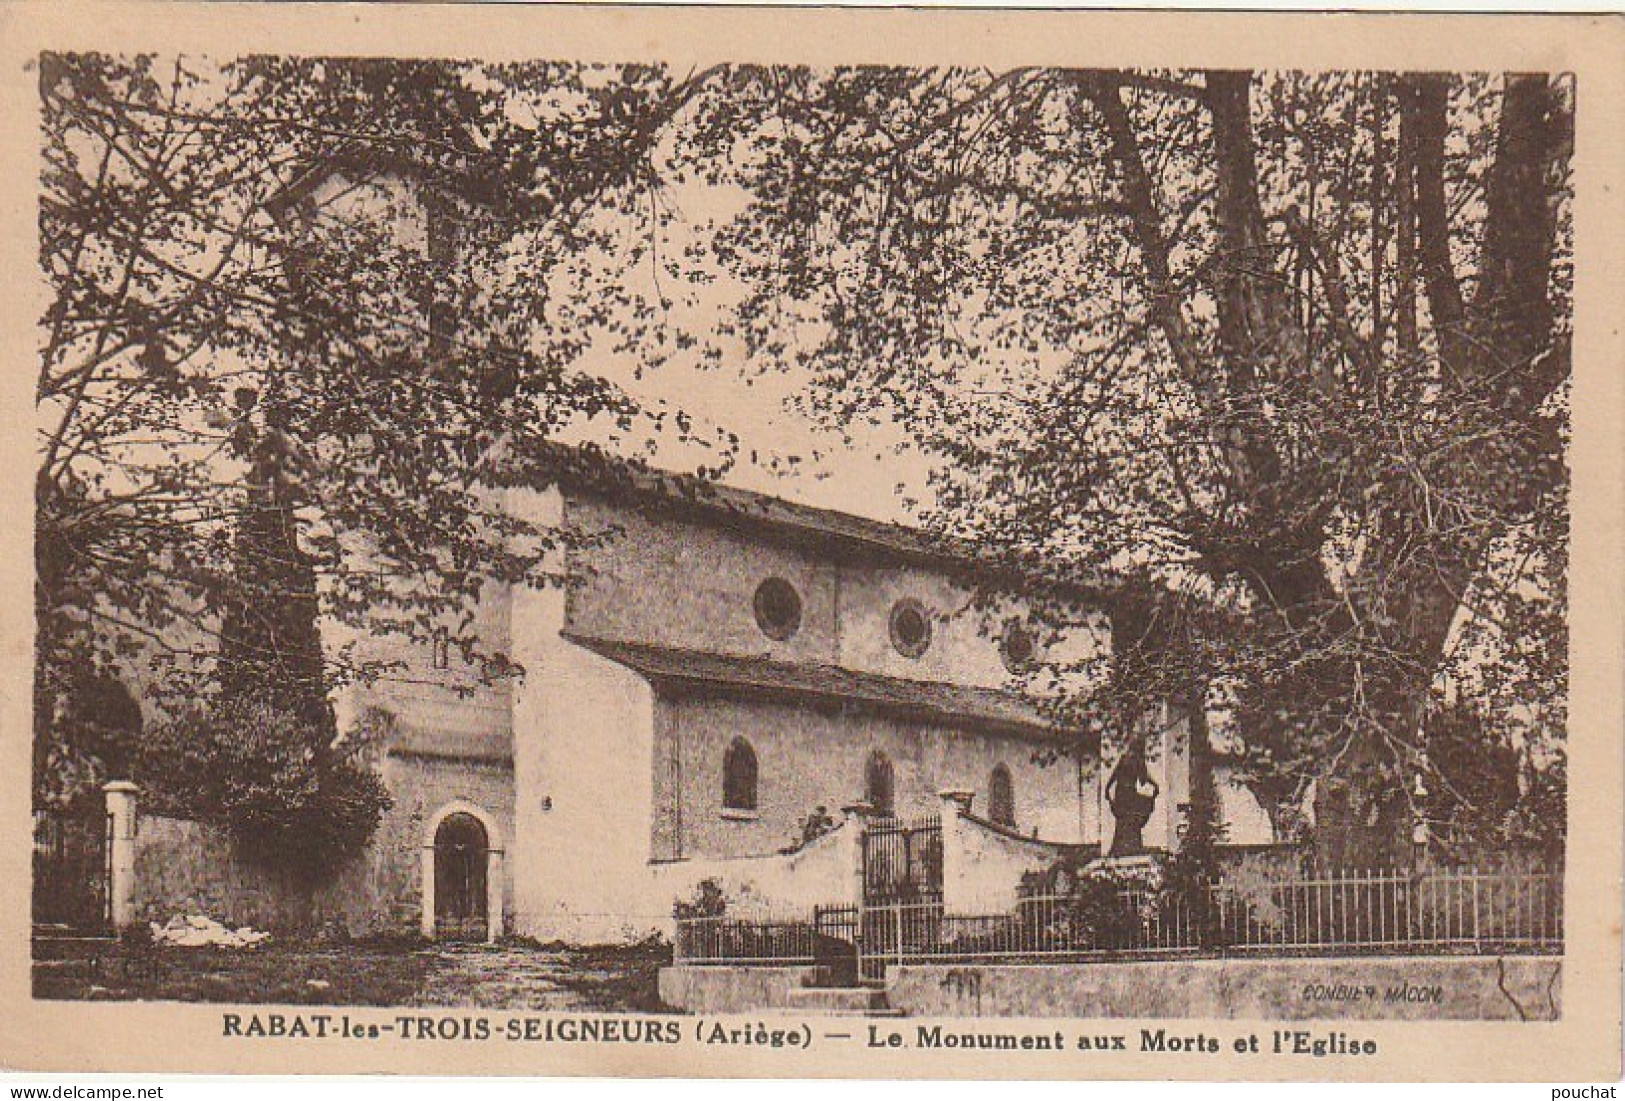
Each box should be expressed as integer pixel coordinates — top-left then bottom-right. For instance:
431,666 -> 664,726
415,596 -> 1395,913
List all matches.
432,812 -> 489,941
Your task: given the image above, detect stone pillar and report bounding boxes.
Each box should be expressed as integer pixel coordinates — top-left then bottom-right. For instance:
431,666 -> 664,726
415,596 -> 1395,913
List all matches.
840,803 -> 873,908
102,781 -> 138,929
1410,772 -> 1431,870
937,789 -> 973,913
420,844 -> 436,939
487,846 -> 504,943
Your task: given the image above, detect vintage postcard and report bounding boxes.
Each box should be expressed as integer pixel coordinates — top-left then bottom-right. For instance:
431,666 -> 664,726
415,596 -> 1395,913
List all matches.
0,0 -> 1620,1082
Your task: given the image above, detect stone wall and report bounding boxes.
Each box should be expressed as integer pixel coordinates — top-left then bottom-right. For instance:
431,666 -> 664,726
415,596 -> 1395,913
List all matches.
945,809 -> 1069,913
563,494 -> 1107,694
329,574 -> 515,761
565,495 -> 845,670
659,956 -> 1563,1020
657,965 -> 817,1014
132,813 -> 411,935
134,815 -> 316,932
652,816 -> 862,921
131,751 -> 515,938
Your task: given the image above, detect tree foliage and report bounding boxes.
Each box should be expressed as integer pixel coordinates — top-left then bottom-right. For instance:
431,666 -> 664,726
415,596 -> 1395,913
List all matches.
679,68 -> 1572,860
139,692 -> 390,880
141,386 -> 393,877
36,53 -> 728,802
39,57 -> 1572,868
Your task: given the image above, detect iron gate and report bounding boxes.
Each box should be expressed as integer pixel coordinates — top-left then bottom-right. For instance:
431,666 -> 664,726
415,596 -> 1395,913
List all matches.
860,814 -> 944,980
32,801 -> 112,932
861,814 -> 943,904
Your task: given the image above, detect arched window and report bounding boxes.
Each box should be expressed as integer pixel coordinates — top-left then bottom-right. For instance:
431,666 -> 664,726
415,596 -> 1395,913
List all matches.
865,751 -> 896,818
989,764 -> 1016,828
723,738 -> 758,812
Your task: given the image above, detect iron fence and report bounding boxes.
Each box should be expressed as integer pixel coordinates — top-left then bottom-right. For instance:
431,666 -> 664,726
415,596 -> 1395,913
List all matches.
1189,866 -> 1565,954
672,867 -> 1563,972
673,904 -> 862,973
32,805 -> 112,932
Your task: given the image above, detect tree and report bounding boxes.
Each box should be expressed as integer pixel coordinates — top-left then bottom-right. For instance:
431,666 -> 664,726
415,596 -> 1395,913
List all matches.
142,387 -> 393,880
36,54 -> 730,803
217,393 -> 331,731
686,68 -> 1571,862
39,58 -> 1572,869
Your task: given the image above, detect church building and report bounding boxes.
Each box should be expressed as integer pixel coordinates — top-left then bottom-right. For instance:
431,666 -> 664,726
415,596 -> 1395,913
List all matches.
306,462 -> 1275,943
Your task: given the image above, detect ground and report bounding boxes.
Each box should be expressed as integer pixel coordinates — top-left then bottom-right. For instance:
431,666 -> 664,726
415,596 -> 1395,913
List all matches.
32,937 -> 673,1011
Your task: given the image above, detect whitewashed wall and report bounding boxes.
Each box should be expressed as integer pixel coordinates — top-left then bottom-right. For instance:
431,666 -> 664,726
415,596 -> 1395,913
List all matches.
651,818 -> 861,928
943,806 -> 1070,913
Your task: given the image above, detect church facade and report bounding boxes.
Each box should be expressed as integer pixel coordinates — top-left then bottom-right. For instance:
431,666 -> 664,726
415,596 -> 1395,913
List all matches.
302,468 -> 1271,943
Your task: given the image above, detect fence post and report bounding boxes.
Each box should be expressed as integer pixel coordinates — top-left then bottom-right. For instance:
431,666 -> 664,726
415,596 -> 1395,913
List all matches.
1471,873 -> 1482,951
842,802 -> 872,976
102,781 -> 138,930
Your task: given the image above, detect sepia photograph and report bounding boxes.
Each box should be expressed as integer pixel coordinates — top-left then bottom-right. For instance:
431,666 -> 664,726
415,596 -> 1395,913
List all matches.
4,1 -> 1621,1083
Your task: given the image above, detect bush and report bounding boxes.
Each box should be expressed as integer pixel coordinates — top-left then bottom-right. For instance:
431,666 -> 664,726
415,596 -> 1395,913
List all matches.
1019,858 -> 1145,951
673,878 -> 728,921
1158,773 -> 1232,947
140,693 -> 390,883
781,805 -> 837,853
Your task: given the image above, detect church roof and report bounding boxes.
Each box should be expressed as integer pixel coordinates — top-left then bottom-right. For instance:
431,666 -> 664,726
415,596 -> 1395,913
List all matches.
535,443 -> 1109,601
565,632 -> 1088,745
387,721 -> 514,764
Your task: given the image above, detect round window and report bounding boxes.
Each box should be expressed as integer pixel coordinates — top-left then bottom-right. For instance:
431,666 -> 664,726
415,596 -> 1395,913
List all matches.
1000,622 -> 1035,673
888,598 -> 933,658
753,577 -> 802,641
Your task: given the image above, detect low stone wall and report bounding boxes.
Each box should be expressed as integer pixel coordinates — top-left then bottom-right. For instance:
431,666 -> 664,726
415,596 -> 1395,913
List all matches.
658,966 -> 816,1013
947,811 -> 1068,913
130,753 -> 516,938
132,814 -> 410,936
652,819 -> 859,920
888,955 -> 1561,1021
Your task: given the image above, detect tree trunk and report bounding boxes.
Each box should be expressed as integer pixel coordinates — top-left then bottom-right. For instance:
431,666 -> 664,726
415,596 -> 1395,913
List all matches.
1390,73 -> 1572,664
1084,72 -> 1569,867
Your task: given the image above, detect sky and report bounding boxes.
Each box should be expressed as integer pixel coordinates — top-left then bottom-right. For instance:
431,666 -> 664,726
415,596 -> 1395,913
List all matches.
582,342 -> 938,525
527,171 -> 943,527
317,161 -> 940,527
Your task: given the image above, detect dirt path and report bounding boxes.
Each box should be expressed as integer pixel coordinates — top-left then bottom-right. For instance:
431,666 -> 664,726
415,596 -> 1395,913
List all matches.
34,939 -> 673,1012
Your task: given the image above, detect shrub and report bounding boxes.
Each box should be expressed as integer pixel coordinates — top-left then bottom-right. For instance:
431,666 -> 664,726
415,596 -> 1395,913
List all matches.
781,805 -> 838,853
673,878 -> 728,921
1158,770 -> 1232,947
139,692 -> 390,883
1019,858 -> 1145,951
